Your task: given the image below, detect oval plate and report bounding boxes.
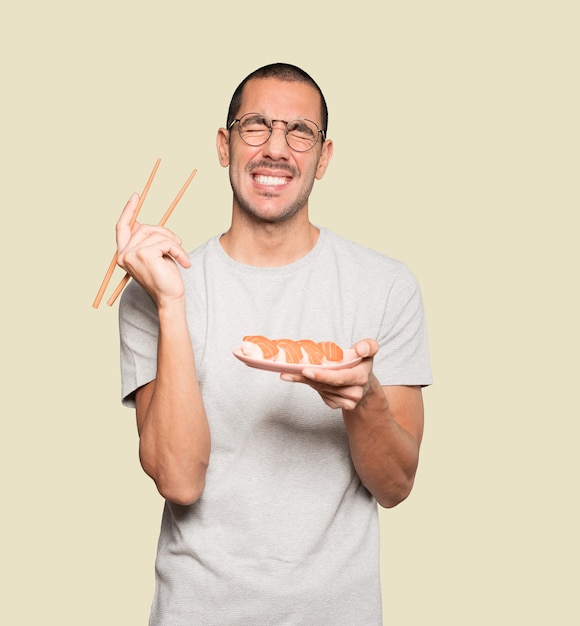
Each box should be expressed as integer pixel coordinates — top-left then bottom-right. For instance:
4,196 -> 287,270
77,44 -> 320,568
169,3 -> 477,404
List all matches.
232,347 -> 362,374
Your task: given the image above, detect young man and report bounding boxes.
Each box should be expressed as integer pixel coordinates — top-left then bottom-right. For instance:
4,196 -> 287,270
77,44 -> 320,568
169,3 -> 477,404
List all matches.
117,63 -> 431,625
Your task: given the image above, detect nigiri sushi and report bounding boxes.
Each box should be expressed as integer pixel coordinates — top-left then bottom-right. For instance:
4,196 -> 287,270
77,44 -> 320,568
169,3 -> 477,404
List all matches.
241,335 -> 279,360
240,336 -> 344,365
317,341 -> 344,362
296,339 -> 325,365
273,339 -> 304,364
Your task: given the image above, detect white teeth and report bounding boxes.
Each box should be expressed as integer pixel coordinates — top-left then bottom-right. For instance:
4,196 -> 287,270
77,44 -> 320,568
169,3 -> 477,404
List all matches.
254,175 -> 287,186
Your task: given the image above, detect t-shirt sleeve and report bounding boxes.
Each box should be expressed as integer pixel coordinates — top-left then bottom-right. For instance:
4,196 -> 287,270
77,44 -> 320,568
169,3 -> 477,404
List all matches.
118,280 -> 160,407
373,263 -> 432,387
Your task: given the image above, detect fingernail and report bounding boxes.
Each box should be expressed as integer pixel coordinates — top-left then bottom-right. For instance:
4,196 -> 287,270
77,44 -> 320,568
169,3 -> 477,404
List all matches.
358,342 -> 370,357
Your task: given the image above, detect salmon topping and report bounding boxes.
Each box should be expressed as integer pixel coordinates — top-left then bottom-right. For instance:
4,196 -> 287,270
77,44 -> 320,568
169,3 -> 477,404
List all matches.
241,336 -> 344,364
317,341 -> 344,362
242,335 -> 279,360
274,339 -> 304,364
297,339 -> 324,365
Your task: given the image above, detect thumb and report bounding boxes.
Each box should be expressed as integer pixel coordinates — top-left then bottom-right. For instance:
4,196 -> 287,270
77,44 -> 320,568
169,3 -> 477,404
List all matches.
354,339 -> 379,358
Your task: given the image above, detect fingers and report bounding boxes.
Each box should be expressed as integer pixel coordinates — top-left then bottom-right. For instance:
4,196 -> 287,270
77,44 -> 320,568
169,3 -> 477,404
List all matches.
281,366 -> 366,409
117,230 -> 190,304
116,193 -> 141,251
112,191 -> 192,304
280,339 -> 380,410
299,379 -> 364,410
320,387 -> 364,410
129,224 -> 183,247
119,192 -> 141,228
119,228 -> 191,270
136,236 -> 191,269
115,188 -> 190,269
353,339 -> 379,359
116,193 -> 182,247
280,371 -> 359,410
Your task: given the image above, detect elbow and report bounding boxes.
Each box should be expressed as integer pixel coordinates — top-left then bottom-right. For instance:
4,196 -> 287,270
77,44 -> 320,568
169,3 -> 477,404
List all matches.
374,477 -> 415,509
160,482 -> 205,506
376,491 -> 410,509
156,468 -> 207,506
139,441 -> 210,506
143,457 -> 209,506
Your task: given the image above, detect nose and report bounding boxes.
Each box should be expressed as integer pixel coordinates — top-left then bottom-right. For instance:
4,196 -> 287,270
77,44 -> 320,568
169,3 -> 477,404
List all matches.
261,121 -> 290,159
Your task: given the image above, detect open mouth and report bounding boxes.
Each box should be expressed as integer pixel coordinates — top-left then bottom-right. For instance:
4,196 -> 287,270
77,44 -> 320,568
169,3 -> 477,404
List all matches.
252,174 -> 290,186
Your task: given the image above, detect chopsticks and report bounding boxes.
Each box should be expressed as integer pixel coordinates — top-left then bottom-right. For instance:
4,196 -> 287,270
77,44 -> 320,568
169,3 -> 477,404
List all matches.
92,159 -> 197,308
105,166 -> 198,307
92,158 -> 160,309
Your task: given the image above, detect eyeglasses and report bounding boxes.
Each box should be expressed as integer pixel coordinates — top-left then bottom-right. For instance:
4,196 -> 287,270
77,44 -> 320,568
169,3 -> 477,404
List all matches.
228,113 -> 325,152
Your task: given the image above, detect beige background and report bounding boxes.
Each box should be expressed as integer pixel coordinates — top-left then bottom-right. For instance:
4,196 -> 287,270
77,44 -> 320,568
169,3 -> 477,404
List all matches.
2,1 -> 578,624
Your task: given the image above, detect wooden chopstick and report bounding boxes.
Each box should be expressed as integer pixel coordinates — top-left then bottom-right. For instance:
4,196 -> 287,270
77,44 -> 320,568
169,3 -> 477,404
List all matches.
105,167 -> 198,307
92,158 -> 162,309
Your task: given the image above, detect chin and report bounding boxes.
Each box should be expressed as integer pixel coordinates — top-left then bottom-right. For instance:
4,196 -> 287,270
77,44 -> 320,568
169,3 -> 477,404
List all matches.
239,199 -> 305,224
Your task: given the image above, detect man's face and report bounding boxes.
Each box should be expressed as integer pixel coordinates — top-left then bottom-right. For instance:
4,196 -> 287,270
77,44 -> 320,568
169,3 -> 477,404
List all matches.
217,77 -> 333,224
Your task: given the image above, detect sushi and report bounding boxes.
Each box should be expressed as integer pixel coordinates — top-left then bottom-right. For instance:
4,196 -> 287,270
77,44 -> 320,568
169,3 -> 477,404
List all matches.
241,336 -> 344,364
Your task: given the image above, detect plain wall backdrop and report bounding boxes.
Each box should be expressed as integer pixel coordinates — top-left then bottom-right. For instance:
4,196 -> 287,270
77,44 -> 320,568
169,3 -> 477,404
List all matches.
2,1 -> 578,624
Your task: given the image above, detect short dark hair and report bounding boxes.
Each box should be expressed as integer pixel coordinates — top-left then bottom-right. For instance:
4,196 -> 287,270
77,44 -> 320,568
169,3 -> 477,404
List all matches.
226,63 -> 328,134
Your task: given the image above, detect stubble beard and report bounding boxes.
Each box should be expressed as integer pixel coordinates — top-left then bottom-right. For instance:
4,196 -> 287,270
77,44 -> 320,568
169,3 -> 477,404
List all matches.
229,159 -> 316,225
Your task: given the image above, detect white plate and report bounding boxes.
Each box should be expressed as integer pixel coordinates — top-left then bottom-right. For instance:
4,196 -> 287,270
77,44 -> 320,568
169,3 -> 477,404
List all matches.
232,347 -> 362,374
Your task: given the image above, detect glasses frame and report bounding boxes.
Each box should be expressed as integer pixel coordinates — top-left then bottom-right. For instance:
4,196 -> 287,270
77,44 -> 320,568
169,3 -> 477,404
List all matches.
228,113 -> 326,153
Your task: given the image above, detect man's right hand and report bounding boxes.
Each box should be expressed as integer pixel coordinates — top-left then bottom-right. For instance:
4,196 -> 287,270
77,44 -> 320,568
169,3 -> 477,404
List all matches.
115,193 -> 192,306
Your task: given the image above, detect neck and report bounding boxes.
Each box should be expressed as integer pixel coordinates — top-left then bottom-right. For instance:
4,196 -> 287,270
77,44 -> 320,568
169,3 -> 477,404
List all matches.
220,215 -> 320,267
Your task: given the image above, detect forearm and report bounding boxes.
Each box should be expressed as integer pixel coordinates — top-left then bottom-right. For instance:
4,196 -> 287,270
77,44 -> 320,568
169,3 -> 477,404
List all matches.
137,300 -> 210,505
342,378 -> 423,508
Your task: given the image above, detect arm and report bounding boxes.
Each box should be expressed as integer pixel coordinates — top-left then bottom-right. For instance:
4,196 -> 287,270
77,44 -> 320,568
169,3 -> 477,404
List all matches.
342,379 -> 423,508
117,194 -> 210,505
281,340 -> 423,508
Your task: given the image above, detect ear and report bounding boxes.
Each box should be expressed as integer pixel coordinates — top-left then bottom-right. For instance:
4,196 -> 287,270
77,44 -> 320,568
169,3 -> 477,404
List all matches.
216,128 -> 230,167
315,139 -> 333,180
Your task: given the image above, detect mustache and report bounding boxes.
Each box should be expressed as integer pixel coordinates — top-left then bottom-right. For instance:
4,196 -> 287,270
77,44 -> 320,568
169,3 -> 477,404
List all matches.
245,160 -> 298,177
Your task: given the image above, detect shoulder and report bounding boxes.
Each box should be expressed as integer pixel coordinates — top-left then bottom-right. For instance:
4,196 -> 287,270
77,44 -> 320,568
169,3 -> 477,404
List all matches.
320,228 -> 415,285
186,235 -> 218,264
322,228 -> 403,263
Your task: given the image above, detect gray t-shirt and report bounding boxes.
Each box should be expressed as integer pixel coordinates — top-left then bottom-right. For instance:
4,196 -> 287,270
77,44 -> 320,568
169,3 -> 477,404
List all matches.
119,227 -> 432,626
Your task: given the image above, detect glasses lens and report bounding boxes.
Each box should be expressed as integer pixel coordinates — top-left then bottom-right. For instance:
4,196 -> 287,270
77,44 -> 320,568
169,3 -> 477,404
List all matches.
238,114 -> 272,146
286,119 -> 320,152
